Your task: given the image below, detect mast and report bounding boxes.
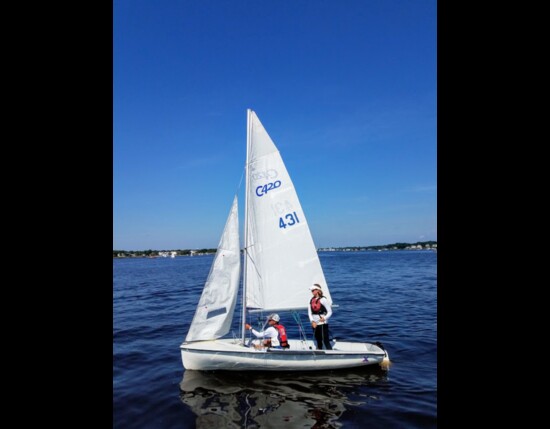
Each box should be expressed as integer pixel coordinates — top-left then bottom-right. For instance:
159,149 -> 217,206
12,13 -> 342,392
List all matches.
241,109 -> 252,343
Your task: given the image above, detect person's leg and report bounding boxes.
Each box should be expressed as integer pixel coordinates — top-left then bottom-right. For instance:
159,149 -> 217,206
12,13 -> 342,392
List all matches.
314,325 -> 323,349
322,324 -> 332,350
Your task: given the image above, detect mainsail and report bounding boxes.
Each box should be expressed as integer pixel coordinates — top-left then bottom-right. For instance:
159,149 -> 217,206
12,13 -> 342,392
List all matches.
244,110 -> 331,312
185,196 -> 240,341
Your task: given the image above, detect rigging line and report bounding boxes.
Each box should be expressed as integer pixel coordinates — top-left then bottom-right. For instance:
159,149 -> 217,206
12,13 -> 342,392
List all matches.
292,311 -> 315,353
292,311 -> 307,342
244,246 -> 262,281
249,312 -> 266,331
260,313 -> 269,331
292,312 -> 305,342
246,312 -> 268,348
235,163 -> 245,195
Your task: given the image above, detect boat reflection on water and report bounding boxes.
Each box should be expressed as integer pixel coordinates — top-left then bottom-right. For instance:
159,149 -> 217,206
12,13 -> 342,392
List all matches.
179,367 -> 389,428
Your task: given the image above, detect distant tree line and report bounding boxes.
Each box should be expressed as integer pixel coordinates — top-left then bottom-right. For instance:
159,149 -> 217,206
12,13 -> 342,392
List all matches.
113,249 -> 216,258
318,241 -> 437,251
113,241 -> 437,258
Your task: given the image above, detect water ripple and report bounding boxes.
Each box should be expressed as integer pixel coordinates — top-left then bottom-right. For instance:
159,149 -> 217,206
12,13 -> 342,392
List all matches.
114,251 -> 436,428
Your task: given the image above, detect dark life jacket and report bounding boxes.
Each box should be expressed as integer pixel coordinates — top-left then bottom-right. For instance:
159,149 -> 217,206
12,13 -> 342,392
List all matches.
273,324 -> 289,348
310,297 -> 327,315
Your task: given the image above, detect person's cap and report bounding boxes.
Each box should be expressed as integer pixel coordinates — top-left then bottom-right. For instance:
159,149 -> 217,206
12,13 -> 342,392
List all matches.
309,284 -> 322,291
268,313 -> 280,322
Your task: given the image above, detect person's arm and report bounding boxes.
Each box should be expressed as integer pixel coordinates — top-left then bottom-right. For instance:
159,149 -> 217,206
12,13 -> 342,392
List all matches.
308,299 -> 313,322
246,323 -> 266,338
250,328 -> 266,338
321,297 -> 332,321
250,326 -> 280,339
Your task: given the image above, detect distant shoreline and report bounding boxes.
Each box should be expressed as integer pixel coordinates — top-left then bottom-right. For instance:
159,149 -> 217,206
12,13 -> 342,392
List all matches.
113,241 -> 437,258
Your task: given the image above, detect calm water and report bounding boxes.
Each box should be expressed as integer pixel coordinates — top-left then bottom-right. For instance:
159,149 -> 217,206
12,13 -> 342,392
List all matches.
113,251 -> 437,428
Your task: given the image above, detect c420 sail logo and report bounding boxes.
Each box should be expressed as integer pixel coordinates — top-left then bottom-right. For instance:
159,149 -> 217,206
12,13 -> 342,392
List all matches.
256,180 -> 281,197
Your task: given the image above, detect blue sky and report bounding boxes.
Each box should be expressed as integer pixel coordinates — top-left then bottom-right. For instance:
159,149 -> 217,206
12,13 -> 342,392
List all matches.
114,0 -> 437,251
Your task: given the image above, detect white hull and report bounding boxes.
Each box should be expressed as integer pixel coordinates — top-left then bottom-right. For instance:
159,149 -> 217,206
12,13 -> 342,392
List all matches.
180,338 -> 388,371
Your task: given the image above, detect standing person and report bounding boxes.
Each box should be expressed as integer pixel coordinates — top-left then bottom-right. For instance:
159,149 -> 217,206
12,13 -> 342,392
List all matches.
308,284 -> 333,350
245,313 -> 290,349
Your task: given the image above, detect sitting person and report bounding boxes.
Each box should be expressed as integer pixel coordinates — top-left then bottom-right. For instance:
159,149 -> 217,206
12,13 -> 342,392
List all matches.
245,313 -> 290,349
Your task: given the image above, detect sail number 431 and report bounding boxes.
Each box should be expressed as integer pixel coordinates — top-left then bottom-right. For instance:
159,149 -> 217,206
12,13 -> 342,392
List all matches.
279,212 -> 300,229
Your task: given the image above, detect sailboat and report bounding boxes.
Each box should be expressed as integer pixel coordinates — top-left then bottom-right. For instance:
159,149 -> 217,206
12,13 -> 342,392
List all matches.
180,109 -> 389,371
